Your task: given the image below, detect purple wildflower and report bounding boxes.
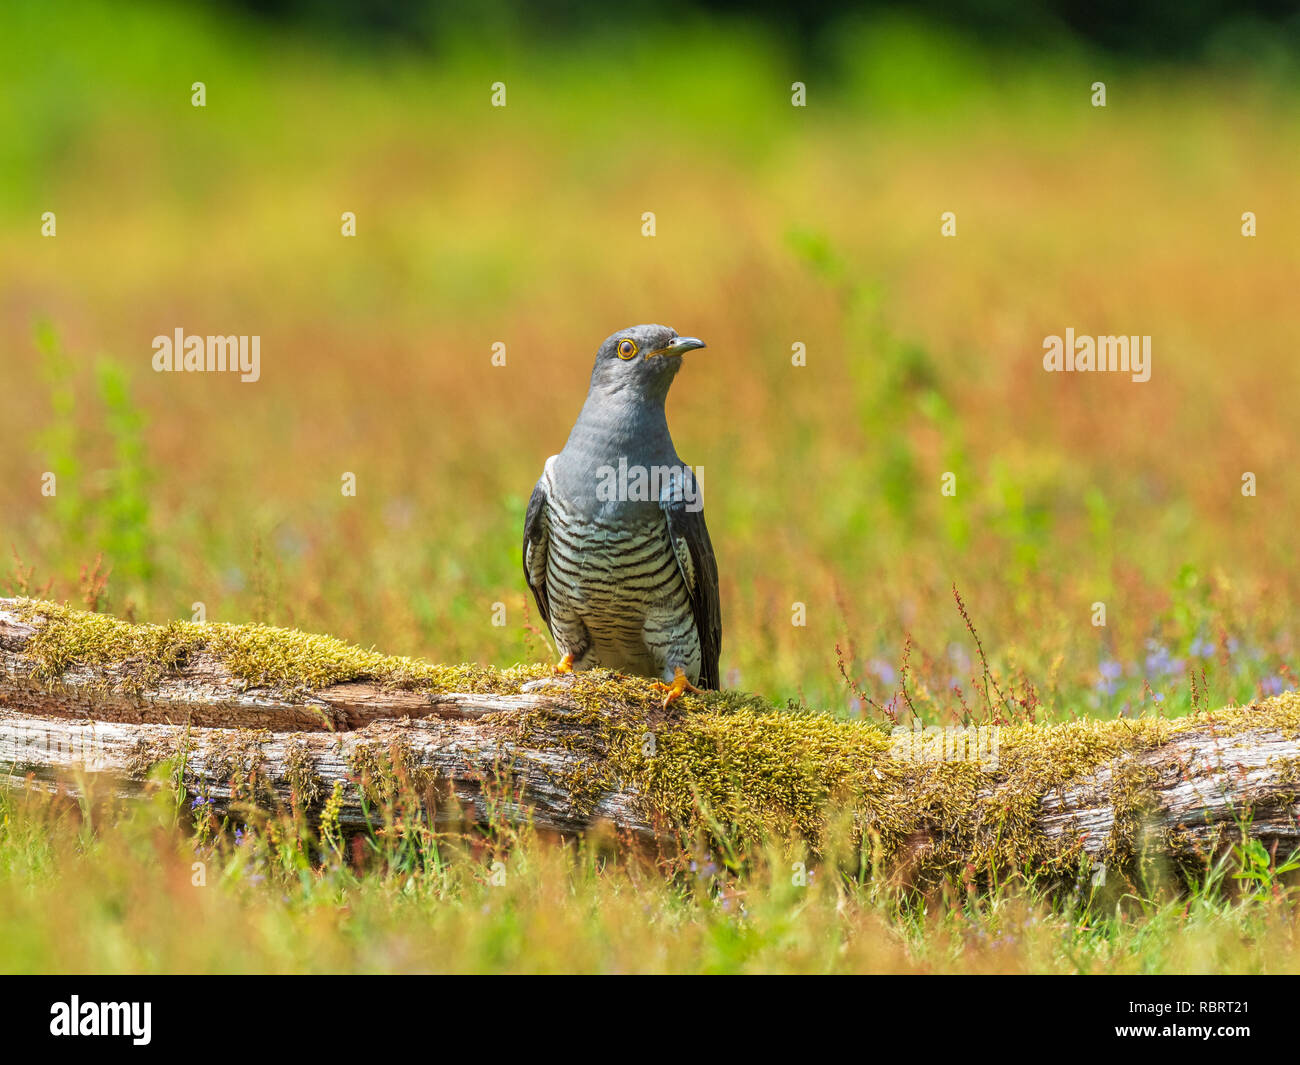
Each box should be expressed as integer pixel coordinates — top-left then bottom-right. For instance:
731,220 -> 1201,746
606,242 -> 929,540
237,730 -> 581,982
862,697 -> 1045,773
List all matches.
1261,675 -> 1287,696
1144,640 -> 1184,678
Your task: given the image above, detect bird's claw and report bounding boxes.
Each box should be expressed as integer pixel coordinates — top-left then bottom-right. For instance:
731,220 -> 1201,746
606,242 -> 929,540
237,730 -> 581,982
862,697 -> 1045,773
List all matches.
652,667 -> 702,709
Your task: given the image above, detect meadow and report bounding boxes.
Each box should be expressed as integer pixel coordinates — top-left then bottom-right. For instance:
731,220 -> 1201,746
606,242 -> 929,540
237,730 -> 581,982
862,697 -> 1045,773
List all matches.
1,0 -> 1298,973
3,780 -> 1299,975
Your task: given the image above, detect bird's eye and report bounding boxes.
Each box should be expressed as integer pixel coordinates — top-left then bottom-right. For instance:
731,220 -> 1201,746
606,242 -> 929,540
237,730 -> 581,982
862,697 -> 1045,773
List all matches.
616,338 -> 638,360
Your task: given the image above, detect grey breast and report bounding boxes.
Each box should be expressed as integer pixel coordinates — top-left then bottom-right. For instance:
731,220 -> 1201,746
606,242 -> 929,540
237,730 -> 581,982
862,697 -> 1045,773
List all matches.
540,457 -> 700,681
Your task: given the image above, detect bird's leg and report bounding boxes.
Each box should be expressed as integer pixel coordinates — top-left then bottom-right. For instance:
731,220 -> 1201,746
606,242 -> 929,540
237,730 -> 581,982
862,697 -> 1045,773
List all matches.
553,652 -> 575,675
652,666 -> 703,709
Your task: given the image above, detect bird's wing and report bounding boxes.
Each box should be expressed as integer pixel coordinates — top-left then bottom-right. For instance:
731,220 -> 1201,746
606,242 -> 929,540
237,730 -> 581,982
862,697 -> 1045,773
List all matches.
660,471 -> 722,689
522,470 -> 552,628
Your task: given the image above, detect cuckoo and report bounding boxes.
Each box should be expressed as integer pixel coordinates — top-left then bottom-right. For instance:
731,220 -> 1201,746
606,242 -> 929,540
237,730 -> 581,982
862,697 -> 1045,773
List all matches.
522,324 -> 721,707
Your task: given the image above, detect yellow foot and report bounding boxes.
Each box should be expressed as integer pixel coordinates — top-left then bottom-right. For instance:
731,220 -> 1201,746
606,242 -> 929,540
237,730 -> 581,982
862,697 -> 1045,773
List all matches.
553,653 -> 575,676
651,666 -> 703,709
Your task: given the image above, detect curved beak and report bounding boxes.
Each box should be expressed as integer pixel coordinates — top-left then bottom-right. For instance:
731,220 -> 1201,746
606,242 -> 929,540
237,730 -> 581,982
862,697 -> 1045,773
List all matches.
646,336 -> 707,359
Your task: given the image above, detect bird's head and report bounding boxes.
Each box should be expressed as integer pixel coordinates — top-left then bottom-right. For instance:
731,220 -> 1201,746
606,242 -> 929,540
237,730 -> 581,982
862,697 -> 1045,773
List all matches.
588,324 -> 707,402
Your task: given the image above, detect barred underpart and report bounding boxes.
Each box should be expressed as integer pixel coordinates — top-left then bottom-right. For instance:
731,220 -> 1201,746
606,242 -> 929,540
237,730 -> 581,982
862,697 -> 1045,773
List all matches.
542,460 -> 702,683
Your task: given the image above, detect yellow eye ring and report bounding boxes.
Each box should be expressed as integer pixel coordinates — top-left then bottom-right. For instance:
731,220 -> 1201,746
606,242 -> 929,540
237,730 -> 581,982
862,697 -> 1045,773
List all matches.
616,338 -> 638,360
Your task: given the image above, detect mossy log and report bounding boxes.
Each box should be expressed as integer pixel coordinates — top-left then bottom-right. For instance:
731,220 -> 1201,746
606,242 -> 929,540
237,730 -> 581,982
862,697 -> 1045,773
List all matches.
3,598 -> 1300,888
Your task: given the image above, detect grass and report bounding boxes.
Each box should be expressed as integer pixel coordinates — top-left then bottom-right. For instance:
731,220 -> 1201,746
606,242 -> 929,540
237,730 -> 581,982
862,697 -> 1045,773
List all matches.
3,3 -> 1297,719
1,0 -> 1298,971
2,778 -> 1299,974
6,595 -> 1300,975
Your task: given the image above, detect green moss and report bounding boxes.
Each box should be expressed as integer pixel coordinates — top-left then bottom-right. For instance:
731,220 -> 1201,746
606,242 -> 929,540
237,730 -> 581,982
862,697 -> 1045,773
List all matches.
209,728 -> 271,801
347,737 -> 429,805
517,688 -> 1300,890
13,598 -> 553,696
282,738 -> 324,808
126,737 -> 164,780
124,733 -> 192,781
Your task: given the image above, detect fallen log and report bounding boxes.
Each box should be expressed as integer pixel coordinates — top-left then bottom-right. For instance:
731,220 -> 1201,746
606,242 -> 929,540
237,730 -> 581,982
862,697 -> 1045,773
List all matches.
3,597 -> 1299,889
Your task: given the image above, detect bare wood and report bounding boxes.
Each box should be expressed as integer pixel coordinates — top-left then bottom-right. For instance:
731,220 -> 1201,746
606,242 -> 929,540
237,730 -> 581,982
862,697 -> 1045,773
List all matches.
0,708 -> 650,836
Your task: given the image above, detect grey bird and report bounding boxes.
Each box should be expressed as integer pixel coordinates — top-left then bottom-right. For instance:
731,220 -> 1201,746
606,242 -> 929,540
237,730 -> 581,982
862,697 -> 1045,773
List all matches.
522,324 -> 721,706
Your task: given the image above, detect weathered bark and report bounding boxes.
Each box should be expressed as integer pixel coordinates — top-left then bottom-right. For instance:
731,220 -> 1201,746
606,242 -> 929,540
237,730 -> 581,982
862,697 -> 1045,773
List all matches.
2,599 -> 1299,877
0,600 -> 646,835
0,707 -> 650,835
